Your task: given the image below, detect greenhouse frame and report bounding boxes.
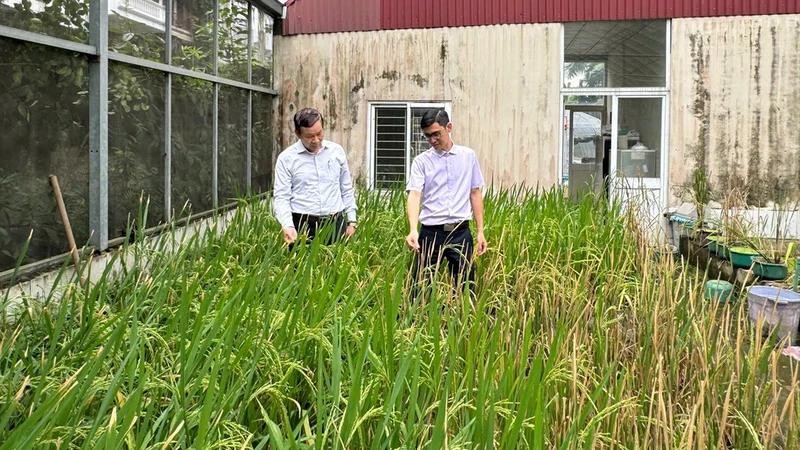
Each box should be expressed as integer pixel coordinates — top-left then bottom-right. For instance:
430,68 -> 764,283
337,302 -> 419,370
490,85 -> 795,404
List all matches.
0,0 -> 283,280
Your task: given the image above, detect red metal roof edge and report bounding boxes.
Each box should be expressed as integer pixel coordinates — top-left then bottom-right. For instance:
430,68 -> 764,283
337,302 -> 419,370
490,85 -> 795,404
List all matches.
281,0 -> 800,36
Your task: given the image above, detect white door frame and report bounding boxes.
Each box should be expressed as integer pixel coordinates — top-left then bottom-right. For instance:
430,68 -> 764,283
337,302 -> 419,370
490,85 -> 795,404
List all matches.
559,92 -> 670,208
607,93 -> 671,241
609,94 -> 669,205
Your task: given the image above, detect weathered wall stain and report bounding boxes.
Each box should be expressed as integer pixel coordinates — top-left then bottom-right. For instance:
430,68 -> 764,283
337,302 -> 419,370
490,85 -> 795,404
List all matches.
746,23 -> 764,204
351,73 -> 364,93
766,26 -> 785,201
671,16 -> 800,206
410,74 -> 428,87
348,72 -> 364,127
273,24 -> 562,187
747,112 -> 763,203
792,20 -> 800,194
688,32 -> 711,169
327,89 -> 338,129
751,26 -> 761,96
377,70 -> 400,81
275,79 -> 297,151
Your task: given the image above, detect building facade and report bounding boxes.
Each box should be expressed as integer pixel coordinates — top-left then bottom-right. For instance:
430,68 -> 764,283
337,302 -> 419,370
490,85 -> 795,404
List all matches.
275,0 -> 800,235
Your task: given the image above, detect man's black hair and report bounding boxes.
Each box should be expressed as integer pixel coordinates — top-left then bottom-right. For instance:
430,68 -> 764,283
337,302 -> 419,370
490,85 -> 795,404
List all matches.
420,108 -> 449,129
293,108 -> 324,132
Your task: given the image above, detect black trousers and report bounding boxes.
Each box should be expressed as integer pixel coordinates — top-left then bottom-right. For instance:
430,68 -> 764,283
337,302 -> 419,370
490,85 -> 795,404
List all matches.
410,222 -> 476,300
290,212 -> 346,248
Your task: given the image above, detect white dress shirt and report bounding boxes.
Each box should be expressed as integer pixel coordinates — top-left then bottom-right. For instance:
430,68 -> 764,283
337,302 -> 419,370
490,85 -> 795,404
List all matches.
273,140 -> 357,229
406,144 -> 484,225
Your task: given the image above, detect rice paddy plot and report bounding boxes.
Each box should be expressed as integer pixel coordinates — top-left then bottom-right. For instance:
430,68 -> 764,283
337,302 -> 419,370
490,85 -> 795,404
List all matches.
1,187 -> 798,449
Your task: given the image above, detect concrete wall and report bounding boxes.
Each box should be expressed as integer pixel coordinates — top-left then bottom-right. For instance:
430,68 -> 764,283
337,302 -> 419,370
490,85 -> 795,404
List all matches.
273,24 -> 562,188
670,15 -> 800,206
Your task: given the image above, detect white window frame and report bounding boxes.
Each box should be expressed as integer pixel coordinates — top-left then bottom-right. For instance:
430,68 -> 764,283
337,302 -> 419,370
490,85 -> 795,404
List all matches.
367,101 -> 452,189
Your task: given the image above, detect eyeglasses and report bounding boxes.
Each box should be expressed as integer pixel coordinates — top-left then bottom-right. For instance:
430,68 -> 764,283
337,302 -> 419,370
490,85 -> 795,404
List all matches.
423,130 -> 443,141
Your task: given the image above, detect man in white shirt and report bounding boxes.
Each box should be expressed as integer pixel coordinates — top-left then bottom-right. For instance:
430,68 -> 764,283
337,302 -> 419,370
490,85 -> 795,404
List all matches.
273,108 -> 357,246
405,109 -> 488,298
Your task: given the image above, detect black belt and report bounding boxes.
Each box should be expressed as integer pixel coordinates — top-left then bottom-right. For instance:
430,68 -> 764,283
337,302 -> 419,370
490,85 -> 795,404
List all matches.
293,211 -> 343,221
421,221 -> 469,232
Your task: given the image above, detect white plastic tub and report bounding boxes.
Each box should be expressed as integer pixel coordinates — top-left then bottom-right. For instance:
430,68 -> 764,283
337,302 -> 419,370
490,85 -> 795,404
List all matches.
747,286 -> 800,343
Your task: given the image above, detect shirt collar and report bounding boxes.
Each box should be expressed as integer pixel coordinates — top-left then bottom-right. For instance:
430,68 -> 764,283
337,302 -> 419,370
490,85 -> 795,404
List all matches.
294,139 -> 328,154
433,143 -> 460,156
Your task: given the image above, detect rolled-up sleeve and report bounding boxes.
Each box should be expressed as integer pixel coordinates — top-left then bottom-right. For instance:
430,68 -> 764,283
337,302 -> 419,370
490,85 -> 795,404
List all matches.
470,153 -> 485,189
272,154 -> 295,229
339,150 -> 357,222
406,157 -> 425,192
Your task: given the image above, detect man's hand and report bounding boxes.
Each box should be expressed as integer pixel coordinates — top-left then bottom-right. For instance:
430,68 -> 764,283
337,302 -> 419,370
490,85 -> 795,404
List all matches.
475,231 -> 488,256
282,226 -> 297,245
344,224 -> 356,239
405,230 -> 420,252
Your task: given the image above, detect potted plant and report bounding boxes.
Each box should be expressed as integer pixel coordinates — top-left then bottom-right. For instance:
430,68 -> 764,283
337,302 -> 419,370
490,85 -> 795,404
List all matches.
675,167 -> 717,246
716,188 -> 751,261
747,238 -> 793,281
746,192 -> 799,279
729,245 -> 761,269
752,255 -> 790,280
706,234 -> 722,255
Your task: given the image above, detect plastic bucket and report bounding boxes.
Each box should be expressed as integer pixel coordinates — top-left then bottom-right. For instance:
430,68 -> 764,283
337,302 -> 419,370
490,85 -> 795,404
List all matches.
717,242 -> 731,259
705,280 -> 734,303
747,286 -> 800,343
795,257 -> 799,292
706,235 -> 721,255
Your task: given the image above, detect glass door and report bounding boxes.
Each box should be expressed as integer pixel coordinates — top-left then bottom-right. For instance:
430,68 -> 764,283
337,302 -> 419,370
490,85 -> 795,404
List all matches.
610,95 -> 668,234
561,95 -> 607,199
611,96 -> 665,189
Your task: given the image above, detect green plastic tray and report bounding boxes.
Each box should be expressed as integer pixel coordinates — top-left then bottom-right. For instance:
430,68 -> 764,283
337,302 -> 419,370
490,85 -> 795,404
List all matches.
752,258 -> 788,280
729,246 -> 760,268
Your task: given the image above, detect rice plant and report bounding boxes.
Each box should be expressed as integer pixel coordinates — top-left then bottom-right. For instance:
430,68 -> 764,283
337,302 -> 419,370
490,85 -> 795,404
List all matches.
1,187 -> 798,449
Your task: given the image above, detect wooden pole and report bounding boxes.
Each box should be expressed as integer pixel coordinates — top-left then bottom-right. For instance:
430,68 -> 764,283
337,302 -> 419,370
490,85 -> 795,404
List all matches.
49,175 -> 83,282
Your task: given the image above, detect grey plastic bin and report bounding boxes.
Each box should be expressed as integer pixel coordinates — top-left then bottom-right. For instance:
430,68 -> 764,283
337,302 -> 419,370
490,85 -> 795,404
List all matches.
747,286 -> 800,343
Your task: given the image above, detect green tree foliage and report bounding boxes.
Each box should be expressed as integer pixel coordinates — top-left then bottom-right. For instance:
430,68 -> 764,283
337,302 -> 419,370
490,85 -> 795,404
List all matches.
564,62 -> 606,105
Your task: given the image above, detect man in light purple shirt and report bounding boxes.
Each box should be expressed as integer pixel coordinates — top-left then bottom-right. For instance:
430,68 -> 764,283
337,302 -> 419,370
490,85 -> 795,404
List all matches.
405,109 -> 488,298
273,108 -> 357,247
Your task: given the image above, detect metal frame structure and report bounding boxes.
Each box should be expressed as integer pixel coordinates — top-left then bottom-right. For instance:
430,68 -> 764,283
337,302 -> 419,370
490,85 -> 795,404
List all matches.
0,0 -> 282,282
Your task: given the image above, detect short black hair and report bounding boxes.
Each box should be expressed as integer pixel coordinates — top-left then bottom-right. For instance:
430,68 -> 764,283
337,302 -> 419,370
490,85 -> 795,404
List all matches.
293,107 -> 324,132
420,109 -> 449,129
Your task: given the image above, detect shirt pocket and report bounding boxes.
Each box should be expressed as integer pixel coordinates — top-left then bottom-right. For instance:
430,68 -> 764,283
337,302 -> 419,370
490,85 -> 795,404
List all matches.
323,157 -> 342,183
